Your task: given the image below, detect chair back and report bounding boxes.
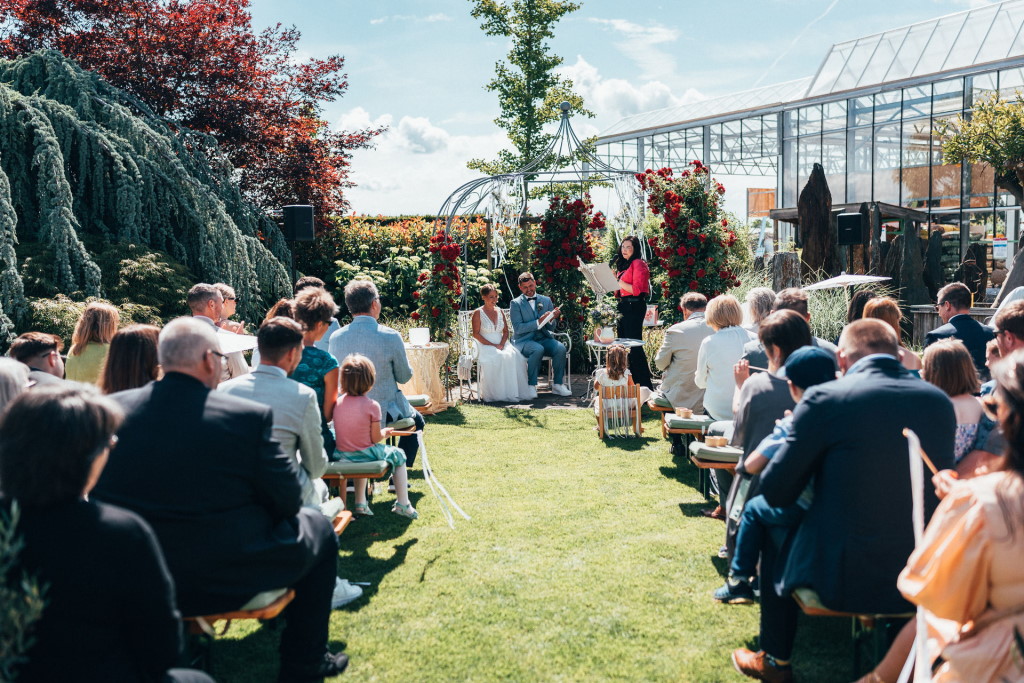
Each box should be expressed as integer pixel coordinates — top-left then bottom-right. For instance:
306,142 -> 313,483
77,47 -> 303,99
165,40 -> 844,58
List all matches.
597,382 -> 641,438
456,310 -> 478,358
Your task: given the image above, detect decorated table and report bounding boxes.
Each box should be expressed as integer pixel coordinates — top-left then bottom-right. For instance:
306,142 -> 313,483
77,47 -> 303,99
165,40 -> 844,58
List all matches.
399,342 -> 449,414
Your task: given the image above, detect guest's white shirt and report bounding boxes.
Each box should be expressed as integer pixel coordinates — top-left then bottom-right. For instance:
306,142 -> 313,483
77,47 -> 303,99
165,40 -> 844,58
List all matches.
694,325 -> 755,421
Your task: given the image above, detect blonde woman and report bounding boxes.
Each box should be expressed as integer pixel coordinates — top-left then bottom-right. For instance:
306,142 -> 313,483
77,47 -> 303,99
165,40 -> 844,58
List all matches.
863,296 -> 921,373
65,302 -> 119,384
695,295 -> 755,421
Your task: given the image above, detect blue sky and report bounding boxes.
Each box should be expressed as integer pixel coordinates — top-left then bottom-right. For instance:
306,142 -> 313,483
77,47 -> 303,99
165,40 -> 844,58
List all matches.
249,0 -> 996,216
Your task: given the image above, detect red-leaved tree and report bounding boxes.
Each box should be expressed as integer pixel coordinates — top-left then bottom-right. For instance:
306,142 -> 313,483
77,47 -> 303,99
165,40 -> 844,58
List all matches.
0,0 -> 383,224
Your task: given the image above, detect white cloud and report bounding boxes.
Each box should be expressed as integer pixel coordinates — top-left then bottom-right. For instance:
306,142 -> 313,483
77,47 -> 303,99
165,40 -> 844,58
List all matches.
588,18 -> 680,83
337,108 -> 509,215
558,56 -> 704,129
370,13 -> 452,25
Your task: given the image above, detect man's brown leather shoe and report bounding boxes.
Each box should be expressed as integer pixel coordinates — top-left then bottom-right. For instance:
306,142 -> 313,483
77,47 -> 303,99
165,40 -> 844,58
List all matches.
731,648 -> 794,682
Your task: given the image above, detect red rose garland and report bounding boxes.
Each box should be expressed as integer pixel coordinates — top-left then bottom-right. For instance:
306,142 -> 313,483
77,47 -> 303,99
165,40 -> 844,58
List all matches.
638,162 -> 740,322
413,227 -> 463,341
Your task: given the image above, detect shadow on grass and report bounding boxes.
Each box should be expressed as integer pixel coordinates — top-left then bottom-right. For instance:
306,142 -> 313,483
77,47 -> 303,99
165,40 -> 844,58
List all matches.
660,462 -> 702,492
426,406 -> 468,426
678,501 -> 716,518
498,408 -> 544,427
596,434 -> 661,451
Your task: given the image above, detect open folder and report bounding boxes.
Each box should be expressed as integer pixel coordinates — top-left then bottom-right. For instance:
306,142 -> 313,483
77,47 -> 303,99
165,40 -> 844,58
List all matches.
577,262 -> 620,296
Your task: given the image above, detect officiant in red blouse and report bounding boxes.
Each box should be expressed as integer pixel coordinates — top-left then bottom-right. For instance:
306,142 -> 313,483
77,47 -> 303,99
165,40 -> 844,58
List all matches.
612,235 -> 653,389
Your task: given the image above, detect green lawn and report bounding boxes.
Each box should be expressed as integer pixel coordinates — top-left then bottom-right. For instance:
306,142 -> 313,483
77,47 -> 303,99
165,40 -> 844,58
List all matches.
213,406 -> 851,682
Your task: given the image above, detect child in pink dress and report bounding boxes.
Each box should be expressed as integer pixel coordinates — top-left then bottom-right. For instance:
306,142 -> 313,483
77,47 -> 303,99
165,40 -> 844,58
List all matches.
333,354 -> 418,519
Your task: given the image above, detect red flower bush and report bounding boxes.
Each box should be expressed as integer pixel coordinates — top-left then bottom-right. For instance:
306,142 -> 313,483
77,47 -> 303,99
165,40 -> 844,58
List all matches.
530,195 -> 602,357
638,162 -> 741,322
415,227 -> 463,341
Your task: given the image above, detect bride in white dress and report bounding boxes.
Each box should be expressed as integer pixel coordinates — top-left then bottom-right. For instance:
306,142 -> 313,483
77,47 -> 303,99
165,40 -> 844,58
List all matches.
472,284 -> 529,402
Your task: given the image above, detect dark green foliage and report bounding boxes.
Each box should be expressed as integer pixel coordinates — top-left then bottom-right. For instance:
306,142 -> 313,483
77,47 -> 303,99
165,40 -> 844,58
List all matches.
0,504 -> 46,682
26,295 -> 161,348
0,50 -> 292,326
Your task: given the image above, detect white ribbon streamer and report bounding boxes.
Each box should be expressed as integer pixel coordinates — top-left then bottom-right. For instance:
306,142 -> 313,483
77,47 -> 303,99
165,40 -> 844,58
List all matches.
900,429 -> 931,683
417,432 -> 470,529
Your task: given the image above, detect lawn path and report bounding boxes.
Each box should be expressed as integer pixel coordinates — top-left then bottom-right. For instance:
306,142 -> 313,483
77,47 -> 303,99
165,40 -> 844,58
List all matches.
216,405 -> 850,682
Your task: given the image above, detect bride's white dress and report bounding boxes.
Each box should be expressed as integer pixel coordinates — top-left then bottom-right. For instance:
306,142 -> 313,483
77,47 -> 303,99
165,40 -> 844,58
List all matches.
475,307 -> 529,402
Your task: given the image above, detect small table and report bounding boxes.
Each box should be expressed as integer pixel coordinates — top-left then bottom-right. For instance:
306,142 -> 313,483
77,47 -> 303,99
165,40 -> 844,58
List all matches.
585,338 -> 644,400
399,342 -> 449,414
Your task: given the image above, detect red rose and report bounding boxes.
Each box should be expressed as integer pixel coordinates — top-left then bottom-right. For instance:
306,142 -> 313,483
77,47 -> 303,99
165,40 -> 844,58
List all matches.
697,269 -> 706,278
411,311 -> 420,320
688,246 -> 698,255
413,291 -> 420,299
698,234 -> 707,243
667,268 -> 682,278
721,219 -> 728,227
689,281 -> 699,290
676,246 -> 687,256
708,257 -> 715,264
431,307 -> 440,317
686,257 -> 695,266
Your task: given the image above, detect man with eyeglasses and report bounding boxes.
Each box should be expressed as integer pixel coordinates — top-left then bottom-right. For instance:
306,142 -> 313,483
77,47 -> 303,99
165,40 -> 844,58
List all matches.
925,282 -> 995,381
9,331 -> 66,385
94,317 -> 349,682
187,282 -> 250,381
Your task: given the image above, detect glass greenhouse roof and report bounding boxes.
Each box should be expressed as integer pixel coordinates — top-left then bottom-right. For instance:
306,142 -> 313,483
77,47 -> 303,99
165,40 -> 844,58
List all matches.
599,0 -> 1024,140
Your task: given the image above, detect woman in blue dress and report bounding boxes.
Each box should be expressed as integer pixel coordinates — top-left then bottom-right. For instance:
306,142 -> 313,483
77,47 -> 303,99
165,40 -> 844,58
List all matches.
292,287 -> 341,456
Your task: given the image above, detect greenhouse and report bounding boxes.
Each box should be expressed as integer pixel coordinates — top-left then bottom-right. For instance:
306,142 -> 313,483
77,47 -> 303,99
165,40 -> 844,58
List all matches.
596,0 -> 1024,272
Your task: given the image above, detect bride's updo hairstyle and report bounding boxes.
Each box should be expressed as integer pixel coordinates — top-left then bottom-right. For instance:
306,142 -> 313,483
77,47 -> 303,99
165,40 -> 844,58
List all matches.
479,283 -> 497,298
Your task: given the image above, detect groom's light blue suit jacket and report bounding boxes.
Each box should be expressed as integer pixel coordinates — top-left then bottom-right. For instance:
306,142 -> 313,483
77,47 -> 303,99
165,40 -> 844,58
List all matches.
510,294 -> 556,350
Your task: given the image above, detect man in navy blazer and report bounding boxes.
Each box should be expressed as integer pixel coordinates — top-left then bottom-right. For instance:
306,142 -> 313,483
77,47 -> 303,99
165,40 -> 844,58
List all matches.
731,319 -> 955,682
510,271 -> 570,399
925,281 -> 995,381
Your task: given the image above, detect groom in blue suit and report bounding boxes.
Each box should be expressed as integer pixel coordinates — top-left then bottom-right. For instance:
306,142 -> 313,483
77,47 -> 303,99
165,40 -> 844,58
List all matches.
510,272 -> 570,399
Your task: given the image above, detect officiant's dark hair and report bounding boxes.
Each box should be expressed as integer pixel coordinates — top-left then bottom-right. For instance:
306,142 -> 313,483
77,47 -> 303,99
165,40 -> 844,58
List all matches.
340,353 -> 375,396
611,235 -> 643,272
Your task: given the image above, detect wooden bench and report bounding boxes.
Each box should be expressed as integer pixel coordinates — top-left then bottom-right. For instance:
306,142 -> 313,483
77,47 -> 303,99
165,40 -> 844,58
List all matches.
184,588 -> 295,669
662,412 -> 712,441
407,394 -> 433,415
793,587 -> 913,676
687,439 -> 741,500
646,394 -> 674,414
331,509 -> 353,536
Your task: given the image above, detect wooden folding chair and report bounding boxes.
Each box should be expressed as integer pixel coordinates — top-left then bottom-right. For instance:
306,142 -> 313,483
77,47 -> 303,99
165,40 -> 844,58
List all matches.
184,589 -> 295,670
594,382 -> 642,438
687,439 -> 742,499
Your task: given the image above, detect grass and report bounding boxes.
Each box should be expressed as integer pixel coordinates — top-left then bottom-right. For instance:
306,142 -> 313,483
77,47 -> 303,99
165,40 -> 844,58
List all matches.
213,406 -> 851,682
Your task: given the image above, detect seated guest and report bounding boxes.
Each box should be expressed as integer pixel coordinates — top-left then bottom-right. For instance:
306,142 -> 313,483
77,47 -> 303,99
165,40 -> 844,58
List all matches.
329,279 -> 424,468
0,384 -> 212,683
926,281 -> 995,381
92,318 -> 348,682
212,282 -> 245,334
510,271 -> 571,398
742,287 -> 776,334
292,287 -> 342,454
187,283 -> 248,380
9,332 -> 65,385
846,289 -> 877,324
732,319 -> 955,682
716,347 -> 837,604
250,298 -> 295,368
740,288 -> 837,376
695,295 -> 755,517
65,301 -> 119,384
593,344 -> 650,418
922,340 -> 985,464
295,276 -> 340,352
0,357 -> 29,410
332,353 -> 418,520
980,338 -> 1001,397
472,283 -> 528,403
98,324 -> 161,394
862,296 -> 921,373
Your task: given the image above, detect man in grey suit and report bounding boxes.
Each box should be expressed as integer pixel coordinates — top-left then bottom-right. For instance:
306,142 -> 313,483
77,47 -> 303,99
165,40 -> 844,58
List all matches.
653,293 -> 713,411
328,279 -> 424,467
220,316 -> 362,608
510,272 -> 570,399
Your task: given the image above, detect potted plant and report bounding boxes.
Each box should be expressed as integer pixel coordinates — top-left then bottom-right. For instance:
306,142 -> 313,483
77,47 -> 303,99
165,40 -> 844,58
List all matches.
588,298 -> 618,343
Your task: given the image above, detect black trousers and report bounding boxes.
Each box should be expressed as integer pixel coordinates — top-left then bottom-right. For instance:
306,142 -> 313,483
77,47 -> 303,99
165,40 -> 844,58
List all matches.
616,298 -> 653,388
387,410 -> 425,469
758,534 -> 798,660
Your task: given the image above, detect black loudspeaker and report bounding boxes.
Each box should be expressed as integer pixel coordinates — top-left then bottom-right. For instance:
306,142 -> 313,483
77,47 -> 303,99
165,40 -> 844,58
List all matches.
282,205 -> 315,242
837,212 -> 865,246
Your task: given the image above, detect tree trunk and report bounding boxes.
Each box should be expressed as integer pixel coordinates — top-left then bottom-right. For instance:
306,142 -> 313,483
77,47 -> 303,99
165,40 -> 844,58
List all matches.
924,228 -> 945,299
900,222 -> 931,305
798,163 -> 839,278
769,252 -> 801,291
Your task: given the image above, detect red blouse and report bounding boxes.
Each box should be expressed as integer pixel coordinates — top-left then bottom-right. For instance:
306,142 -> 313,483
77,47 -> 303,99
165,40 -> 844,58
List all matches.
616,259 -> 650,296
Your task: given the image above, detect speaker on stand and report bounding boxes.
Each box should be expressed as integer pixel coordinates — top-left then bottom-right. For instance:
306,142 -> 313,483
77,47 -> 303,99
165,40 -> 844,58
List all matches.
281,205 -> 314,284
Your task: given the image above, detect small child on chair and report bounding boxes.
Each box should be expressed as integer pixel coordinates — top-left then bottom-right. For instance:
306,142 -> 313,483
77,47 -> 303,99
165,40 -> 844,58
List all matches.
333,353 -> 418,520
713,346 -> 836,604
594,344 -> 652,410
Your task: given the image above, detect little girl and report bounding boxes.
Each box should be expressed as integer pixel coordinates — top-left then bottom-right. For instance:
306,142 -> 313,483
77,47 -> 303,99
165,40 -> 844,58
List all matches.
333,353 -> 418,519
593,344 -> 652,409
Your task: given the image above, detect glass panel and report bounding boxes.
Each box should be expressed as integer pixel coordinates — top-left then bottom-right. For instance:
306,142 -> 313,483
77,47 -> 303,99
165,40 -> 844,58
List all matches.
932,115 -> 961,209
798,105 -> 821,137
783,137 -> 798,207
874,123 -> 901,204
834,37 -> 879,92
762,115 -> 779,155
967,163 -> 995,209
971,72 -> 998,107
933,78 -> 964,115
851,96 -> 873,127
975,6 -> 1018,64
709,124 -> 723,165
822,101 -> 847,131
874,90 -> 902,124
741,118 -> 761,157
810,46 -> 851,96
944,5 -> 1000,71
861,29 -> 906,86
1000,67 -> 1024,99
888,22 -> 937,82
902,85 -> 931,119
848,127 -> 873,203
721,120 -> 742,162
822,132 -> 846,203
902,118 -> 931,209
649,133 -> 669,169
916,15 -> 967,77
783,109 -> 798,138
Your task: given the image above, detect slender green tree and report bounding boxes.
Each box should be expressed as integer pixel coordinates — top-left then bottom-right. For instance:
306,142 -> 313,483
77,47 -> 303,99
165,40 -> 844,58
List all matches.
468,0 -> 592,175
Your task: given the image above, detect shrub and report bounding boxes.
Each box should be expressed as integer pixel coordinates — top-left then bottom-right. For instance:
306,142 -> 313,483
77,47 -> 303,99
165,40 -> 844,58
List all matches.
25,295 -> 161,348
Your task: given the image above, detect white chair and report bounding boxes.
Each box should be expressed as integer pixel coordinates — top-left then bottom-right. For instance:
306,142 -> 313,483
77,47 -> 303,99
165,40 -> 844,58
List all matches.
455,310 -> 480,401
